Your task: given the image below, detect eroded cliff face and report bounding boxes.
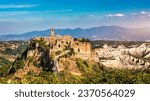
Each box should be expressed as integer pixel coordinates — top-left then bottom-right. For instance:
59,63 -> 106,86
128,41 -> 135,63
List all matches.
8,37 -> 53,78
96,43 -> 150,69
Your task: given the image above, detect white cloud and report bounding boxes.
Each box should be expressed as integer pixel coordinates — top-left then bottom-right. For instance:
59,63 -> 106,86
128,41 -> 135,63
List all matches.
0,4 -> 38,9
88,15 -> 95,17
92,35 -> 97,38
47,9 -> 72,12
106,13 -> 125,17
115,14 -> 124,17
106,14 -> 114,17
140,11 -> 148,14
139,11 -> 150,18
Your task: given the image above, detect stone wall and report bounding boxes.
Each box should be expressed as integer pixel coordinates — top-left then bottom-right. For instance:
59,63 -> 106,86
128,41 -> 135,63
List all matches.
72,41 -> 91,54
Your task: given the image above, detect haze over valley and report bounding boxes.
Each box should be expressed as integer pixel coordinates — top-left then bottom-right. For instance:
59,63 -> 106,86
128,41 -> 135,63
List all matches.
1,26 -> 150,41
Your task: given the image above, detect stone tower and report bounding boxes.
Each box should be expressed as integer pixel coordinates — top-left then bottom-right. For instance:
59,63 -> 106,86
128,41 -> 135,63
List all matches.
50,28 -> 55,45
51,28 -> 55,36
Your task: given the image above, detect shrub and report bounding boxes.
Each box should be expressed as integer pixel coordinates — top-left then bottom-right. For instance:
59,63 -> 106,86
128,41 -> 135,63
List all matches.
76,58 -> 92,73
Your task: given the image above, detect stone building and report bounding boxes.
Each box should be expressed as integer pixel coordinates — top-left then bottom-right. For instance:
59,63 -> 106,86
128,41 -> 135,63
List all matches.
46,28 -> 91,54
32,28 -> 92,59
72,41 -> 91,54
42,28 -> 74,52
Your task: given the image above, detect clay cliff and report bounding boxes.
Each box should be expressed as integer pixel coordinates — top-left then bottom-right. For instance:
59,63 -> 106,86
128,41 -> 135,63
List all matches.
96,43 -> 150,69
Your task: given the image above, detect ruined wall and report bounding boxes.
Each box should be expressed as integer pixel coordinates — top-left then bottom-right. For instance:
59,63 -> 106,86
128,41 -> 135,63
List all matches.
72,41 -> 92,60
72,41 -> 91,54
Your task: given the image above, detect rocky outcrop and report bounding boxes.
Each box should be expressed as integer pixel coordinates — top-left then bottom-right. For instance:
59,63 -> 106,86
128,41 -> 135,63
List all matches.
9,37 -> 53,76
97,43 -> 150,69
118,44 -> 126,49
14,61 -> 41,78
59,56 -> 82,76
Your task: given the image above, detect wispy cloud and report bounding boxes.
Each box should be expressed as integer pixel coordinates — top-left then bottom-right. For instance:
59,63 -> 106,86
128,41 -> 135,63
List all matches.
105,11 -> 150,19
88,15 -> 95,17
0,9 -> 72,17
46,9 -> 72,13
0,18 -> 17,22
106,13 -> 125,17
0,11 -> 29,17
0,4 -> 38,9
140,11 -> 148,14
24,18 -> 48,21
137,11 -> 150,18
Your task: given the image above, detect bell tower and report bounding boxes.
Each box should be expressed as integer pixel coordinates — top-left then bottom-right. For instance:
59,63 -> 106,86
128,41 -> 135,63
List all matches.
50,27 -> 55,45
51,28 -> 55,36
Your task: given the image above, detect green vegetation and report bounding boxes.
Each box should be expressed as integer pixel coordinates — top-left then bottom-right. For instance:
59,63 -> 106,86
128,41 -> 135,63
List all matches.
83,68 -> 150,84
29,38 -> 46,50
74,38 -> 90,42
2,42 -> 27,56
1,41 -> 150,84
1,62 -> 150,84
68,48 -> 75,56
9,71 -> 60,84
76,58 -> 92,73
10,57 -> 25,73
55,50 -> 62,55
1,56 -> 150,84
0,57 -> 12,76
58,71 -> 82,84
36,38 -> 46,47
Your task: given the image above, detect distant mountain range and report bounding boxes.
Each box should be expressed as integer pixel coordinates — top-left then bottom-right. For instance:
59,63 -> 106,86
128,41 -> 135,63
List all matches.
1,26 -> 150,41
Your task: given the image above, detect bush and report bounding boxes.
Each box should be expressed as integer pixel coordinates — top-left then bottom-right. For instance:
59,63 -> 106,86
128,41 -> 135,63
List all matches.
82,67 -> 150,84
76,58 -> 92,73
55,50 -> 62,55
10,58 -> 25,73
59,71 -> 82,84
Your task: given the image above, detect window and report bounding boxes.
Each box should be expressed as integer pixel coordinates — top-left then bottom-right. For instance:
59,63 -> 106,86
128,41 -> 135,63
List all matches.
78,49 -> 80,52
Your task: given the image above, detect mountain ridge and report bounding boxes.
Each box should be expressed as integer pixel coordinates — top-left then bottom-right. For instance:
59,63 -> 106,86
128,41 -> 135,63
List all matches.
1,26 -> 150,41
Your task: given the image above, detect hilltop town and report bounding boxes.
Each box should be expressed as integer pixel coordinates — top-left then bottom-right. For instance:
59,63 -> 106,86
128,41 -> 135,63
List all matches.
30,28 -> 93,60
31,28 -> 150,70
0,28 -> 150,84
7,28 -> 99,77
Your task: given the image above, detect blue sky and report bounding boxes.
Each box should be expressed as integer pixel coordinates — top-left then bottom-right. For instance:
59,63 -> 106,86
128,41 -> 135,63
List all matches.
0,0 -> 150,35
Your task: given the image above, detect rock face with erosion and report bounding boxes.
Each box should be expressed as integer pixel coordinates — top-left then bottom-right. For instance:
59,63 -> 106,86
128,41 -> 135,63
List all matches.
8,37 -> 53,78
96,43 -> 150,69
